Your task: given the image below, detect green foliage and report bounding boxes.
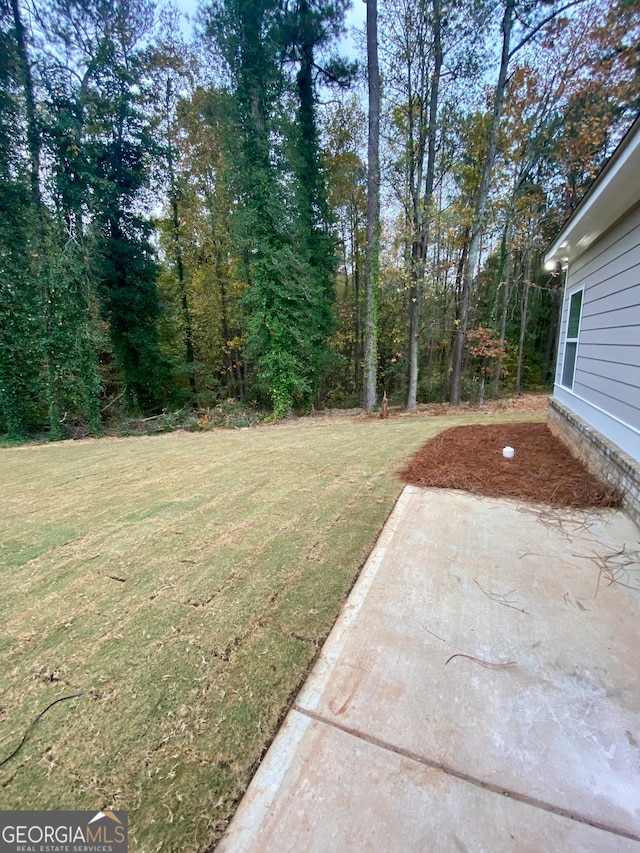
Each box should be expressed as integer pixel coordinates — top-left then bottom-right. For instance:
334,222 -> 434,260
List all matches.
155,81 -> 246,404
417,370 -> 450,404
46,239 -> 103,433
243,245 -> 317,415
1,0 -> 637,436
501,339 -> 548,392
261,350 -> 311,418
0,2 -> 41,437
78,1 -> 166,412
206,397 -> 267,428
94,230 -> 166,410
1,0 -> 166,438
109,399 -> 267,435
207,0 -> 343,417
0,199 -> 46,438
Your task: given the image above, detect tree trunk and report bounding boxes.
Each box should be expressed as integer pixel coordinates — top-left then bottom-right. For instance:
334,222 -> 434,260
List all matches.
295,0 -> 323,245
407,250 -> 422,412
10,0 -> 42,213
352,205 -> 363,391
341,222 -> 350,302
448,228 -> 468,394
217,248 -> 235,391
363,0 -> 380,411
516,247 -> 532,393
172,190 -> 196,395
165,80 -> 196,395
478,371 -> 486,406
494,215 -> 514,395
407,0 -> 442,413
449,0 -> 515,405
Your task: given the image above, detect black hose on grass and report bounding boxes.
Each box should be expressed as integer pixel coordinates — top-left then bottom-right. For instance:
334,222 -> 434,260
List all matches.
0,692 -> 85,768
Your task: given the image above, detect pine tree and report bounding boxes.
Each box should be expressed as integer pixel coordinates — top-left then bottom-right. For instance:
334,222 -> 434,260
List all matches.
207,0 -> 341,416
0,0 -> 47,437
41,67 -> 103,434
79,0 -> 166,411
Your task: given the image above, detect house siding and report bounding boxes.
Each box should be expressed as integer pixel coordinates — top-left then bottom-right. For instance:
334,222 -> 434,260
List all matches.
555,203 -> 640,463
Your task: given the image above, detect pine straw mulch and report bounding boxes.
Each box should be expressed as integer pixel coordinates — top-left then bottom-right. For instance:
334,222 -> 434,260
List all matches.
400,421 -> 623,509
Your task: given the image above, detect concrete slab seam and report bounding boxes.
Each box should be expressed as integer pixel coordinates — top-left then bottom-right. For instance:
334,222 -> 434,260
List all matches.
293,704 -> 640,845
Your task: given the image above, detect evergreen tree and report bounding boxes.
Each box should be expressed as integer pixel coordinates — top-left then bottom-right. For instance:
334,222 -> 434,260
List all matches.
41,66 -> 103,434
0,0 -> 46,437
78,0 -> 166,410
206,0 -> 342,416
281,0 -> 354,397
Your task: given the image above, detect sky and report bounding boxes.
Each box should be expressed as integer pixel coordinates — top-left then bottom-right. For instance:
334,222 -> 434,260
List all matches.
172,0 -> 367,59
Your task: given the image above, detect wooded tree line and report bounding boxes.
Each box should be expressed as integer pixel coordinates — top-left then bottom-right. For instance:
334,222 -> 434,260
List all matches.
0,0 -> 638,437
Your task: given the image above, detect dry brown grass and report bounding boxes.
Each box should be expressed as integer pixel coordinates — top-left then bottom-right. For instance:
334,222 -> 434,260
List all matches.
0,408 -> 546,850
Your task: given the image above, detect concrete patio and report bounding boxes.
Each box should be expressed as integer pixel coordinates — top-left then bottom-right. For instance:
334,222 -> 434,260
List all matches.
218,486 -> 640,851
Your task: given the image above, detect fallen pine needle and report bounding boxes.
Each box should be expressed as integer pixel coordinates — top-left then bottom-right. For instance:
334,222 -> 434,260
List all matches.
445,653 -> 516,669
422,624 -> 446,643
473,579 -> 529,614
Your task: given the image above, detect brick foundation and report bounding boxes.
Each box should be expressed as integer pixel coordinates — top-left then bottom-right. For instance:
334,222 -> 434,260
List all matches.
548,397 -> 640,527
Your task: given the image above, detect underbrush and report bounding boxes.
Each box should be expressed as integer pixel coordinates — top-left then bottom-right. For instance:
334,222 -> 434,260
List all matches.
114,399 -> 270,437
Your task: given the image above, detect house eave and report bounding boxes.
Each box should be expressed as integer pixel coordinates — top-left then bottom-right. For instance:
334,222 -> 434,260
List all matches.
544,116 -> 640,269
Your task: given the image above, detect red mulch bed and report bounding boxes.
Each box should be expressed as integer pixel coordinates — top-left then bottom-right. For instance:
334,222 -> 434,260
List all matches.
400,422 -> 622,509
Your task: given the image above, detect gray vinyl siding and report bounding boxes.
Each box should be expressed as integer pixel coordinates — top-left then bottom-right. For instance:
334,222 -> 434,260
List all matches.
557,203 -> 640,434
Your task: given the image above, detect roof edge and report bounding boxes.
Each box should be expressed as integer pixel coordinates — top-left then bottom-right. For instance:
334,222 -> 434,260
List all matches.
545,114 -> 640,268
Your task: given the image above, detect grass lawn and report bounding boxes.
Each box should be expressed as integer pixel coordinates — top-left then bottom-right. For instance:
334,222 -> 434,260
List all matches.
0,410 -> 544,850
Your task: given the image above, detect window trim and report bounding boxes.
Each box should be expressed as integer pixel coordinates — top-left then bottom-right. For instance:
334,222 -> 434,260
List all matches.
560,285 -> 584,391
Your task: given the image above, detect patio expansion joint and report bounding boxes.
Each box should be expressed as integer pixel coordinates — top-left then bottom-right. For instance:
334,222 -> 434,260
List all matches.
293,702 -> 640,845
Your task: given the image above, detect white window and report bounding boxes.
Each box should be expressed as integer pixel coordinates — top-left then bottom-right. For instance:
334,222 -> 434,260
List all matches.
561,287 -> 583,389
